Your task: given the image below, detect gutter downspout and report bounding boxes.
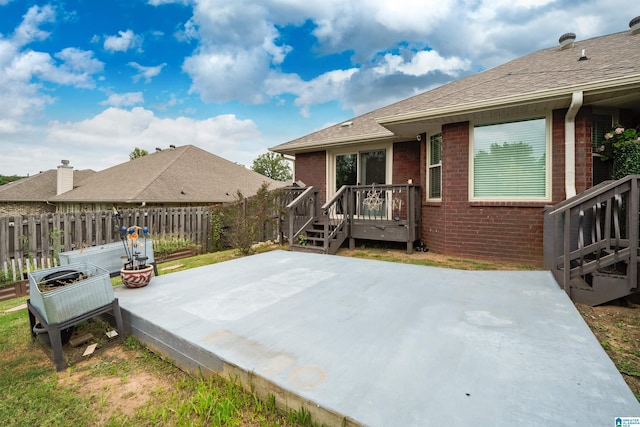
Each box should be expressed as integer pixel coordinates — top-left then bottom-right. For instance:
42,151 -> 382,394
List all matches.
564,91 -> 583,199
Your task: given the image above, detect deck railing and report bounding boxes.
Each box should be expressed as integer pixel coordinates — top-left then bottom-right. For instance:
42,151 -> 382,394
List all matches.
544,175 -> 640,304
286,184 -> 420,253
319,185 -> 349,253
286,186 -> 319,247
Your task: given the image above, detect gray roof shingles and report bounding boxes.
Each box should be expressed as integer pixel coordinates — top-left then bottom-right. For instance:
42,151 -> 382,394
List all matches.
0,169 -> 95,201
271,30 -> 640,153
1,145 -> 285,204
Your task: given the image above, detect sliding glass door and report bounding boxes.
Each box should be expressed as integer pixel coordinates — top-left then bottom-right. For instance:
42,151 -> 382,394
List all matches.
333,149 -> 388,217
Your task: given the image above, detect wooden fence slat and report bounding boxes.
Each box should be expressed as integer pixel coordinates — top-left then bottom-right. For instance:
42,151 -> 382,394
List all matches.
0,217 -> 8,264
40,213 -> 50,260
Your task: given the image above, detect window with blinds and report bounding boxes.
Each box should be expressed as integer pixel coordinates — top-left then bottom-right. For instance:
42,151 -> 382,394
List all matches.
472,118 -> 548,200
427,133 -> 442,200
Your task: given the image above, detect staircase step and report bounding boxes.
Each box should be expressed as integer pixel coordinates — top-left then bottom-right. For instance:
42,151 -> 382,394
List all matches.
290,244 -> 326,254
305,230 -> 326,237
571,272 -> 635,306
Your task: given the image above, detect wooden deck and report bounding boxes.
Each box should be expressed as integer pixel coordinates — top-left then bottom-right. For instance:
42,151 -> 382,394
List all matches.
285,184 -> 421,254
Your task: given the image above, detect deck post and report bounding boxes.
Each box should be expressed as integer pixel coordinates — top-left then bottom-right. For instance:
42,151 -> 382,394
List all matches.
406,184 -> 414,254
348,186 -> 355,249
629,178 -> 639,290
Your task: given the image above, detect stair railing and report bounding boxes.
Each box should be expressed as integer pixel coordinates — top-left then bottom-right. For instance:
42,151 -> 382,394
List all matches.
286,186 -> 318,248
544,175 -> 640,296
319,185 -> 349,253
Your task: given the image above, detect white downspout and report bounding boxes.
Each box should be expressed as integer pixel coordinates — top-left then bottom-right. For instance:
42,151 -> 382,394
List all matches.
564,91 -> 583,199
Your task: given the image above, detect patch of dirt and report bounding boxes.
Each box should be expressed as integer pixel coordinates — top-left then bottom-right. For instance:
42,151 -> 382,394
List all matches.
575,296 -> 640,398
336,246 -> 534,270
58,346 -> 177,424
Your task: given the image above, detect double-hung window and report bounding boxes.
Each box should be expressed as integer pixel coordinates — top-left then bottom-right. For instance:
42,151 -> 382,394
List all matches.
427,133 -> 442,200
471,117 -> 549,201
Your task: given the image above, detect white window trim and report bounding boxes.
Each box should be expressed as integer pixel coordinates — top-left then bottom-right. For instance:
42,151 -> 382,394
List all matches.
426,133 -> 442,202
326,142 -> 393,200
468,115 -> 552,203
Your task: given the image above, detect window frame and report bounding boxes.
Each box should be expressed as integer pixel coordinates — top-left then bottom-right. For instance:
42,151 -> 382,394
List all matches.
426,133 -> 442,202
326,143 -> 393,200
468,115 -> 552,203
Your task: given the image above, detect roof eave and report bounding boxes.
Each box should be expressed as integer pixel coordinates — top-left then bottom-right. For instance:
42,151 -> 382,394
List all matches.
376,75 -> 640,129
270,132 -> 397,155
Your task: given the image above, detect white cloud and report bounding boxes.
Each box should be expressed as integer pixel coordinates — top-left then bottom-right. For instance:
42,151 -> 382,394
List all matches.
104,29 -> 142,53
179,0 -> 474,115
50,48 -> 104,87
374,50 -> 470,78
43,107 -> 263,171
177,0 -> 636,118
128,61 -> 166,83
11,4 -> 55,47
183,47 -> 271,104
0,9 -> 103,121
294,71 -> 359,116
182,0 -> 295,103
101,92 -> 144,107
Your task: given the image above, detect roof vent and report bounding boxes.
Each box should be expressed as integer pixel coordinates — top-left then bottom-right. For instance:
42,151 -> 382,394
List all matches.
558,32 -> 576,49
169,144 -> 176,149
630,16 -> 640,35
340,121 -> 353,128
155,147 -> 162,152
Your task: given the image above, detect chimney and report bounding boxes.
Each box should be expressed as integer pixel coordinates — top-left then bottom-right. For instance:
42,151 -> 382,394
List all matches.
558,32 -> 576,50
630,16 -> 640,35
57,160 -> 74,195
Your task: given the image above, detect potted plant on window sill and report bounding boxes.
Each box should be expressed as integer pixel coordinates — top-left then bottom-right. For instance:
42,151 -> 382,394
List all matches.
112,208 -> 153,288
597,125 -> 640,179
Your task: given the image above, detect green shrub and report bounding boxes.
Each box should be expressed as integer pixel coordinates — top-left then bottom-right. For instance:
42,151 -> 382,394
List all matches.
613,142 -> 640,179
224,183 -> 282,255
152,236 -> 197,257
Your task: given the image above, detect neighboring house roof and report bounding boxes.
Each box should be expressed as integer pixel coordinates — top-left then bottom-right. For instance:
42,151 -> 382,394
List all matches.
50,145 -> 285,204
0,169 -> 95,201
271,29 -> 640,154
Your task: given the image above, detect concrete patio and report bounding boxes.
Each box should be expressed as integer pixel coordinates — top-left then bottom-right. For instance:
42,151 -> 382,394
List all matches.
114,250 -> 640,426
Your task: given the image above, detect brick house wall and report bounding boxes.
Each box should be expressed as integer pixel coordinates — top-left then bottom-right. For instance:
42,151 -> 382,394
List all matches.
420,110 -> 594,267
294,151 -> 327,203
392,141 -> 421,184
290,110 -> 599,267
0,202 -> 55,217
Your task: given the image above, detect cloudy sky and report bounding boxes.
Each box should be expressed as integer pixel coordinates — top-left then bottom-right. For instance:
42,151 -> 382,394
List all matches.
0,0 -> 637,176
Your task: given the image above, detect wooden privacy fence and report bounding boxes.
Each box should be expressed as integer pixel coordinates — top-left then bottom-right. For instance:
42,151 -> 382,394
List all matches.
1,187 -> 302,295
0,206 -> 212,271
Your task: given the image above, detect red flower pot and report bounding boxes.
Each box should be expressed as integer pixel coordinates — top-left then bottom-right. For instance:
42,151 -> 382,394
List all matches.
120,265 -> 153,288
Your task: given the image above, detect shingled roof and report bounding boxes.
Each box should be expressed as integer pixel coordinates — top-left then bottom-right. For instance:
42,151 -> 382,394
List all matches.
0,169 -> 95,201
271,28 -> 640,154
50,145 -> 285,204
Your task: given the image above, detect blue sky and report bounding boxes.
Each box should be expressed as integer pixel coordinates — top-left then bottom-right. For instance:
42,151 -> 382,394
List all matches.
0,0 -> 637,176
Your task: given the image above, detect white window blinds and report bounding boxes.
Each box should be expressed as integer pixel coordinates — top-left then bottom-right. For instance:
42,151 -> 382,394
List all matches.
473,118 -> 547,199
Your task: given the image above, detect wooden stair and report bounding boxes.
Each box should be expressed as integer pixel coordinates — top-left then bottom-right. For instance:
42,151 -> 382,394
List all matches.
290,221 -> 346,255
